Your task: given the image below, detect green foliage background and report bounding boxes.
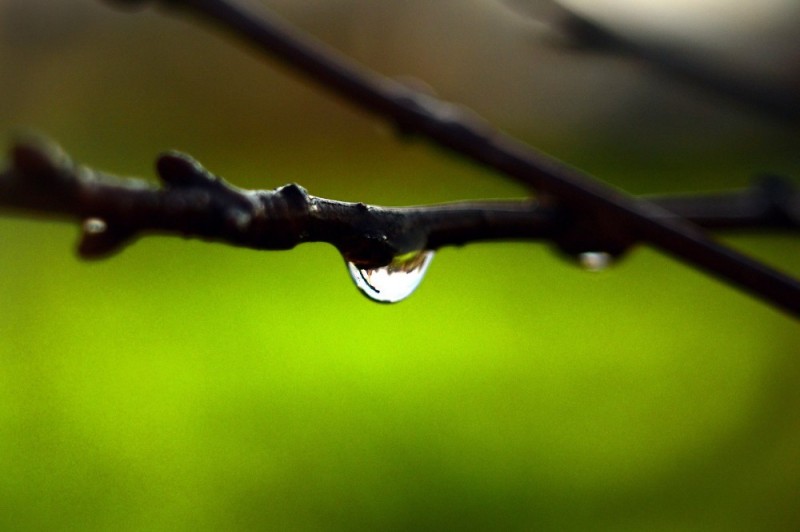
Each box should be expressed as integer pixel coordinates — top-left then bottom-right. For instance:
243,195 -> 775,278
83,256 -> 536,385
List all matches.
1,1 -> 799,530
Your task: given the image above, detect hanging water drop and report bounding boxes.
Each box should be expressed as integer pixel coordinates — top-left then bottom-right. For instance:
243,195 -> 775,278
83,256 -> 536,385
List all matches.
346,250 -> 434,303
578,251 -> 612,272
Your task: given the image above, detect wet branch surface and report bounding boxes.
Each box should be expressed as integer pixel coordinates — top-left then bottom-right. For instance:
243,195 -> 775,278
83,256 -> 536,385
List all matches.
0,140 -> 557,263
2,139 -> 798,268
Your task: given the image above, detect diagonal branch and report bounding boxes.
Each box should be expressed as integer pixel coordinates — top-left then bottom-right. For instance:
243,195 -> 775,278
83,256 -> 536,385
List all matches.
103,0 -> 800,317
504,0 -> 800,123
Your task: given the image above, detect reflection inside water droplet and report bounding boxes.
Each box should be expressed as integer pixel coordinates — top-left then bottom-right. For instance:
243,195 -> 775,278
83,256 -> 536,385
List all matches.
346,250 -> 434,303
578,251 -> 612,272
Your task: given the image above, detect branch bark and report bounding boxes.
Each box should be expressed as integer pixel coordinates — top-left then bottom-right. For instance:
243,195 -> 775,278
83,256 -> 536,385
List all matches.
2,139 -> 797,269
0,139 -> 557,263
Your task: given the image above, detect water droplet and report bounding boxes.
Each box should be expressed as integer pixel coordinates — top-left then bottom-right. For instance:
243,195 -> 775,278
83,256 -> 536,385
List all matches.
578,251 -> 612,272
82,217 -> 107,235
346,250 -> 434,303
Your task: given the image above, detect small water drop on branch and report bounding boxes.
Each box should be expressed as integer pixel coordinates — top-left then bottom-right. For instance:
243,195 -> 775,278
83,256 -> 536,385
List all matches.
346,250 -> 435,303
82,217 -> 107,235
578,251 -> 612,272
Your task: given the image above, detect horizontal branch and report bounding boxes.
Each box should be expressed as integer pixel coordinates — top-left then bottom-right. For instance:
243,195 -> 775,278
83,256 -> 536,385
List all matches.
0,139 -> 555,263
2,139 -> 798,269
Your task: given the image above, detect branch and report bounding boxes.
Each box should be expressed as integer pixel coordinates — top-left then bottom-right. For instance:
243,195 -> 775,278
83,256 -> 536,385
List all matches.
2,139 -> 797,267
644,176 -> 800,232
505,0 -> 800,123
101,0 -> 800,317
0,139 -> 556,263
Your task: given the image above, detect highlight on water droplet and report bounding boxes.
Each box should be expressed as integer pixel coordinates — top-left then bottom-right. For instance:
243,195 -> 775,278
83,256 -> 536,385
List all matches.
578,251 -> 612,272
346,250 -> 434,303
82,217 -> 107,235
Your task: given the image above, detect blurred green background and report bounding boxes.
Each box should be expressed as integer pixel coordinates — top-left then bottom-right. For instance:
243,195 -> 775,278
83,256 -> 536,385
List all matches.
1,1 -> 799,530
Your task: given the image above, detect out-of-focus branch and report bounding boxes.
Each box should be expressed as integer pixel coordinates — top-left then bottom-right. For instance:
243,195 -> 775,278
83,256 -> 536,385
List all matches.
2,139 -> 797,266
100,0 -> 800,317
646,176 -> 800,232
504,0 -> 800,123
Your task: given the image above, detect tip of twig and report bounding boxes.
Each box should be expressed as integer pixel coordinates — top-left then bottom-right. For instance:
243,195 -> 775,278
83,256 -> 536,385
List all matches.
9,137 -> 70,181
156,151 -> 217,188
77,218 -> 135,260
156,150 -> 248,203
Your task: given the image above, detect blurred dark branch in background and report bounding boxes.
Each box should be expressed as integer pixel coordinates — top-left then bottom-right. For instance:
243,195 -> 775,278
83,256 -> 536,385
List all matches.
561,16 -> 800,123
2,138 -> 798,266
505,0 -> 800,124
